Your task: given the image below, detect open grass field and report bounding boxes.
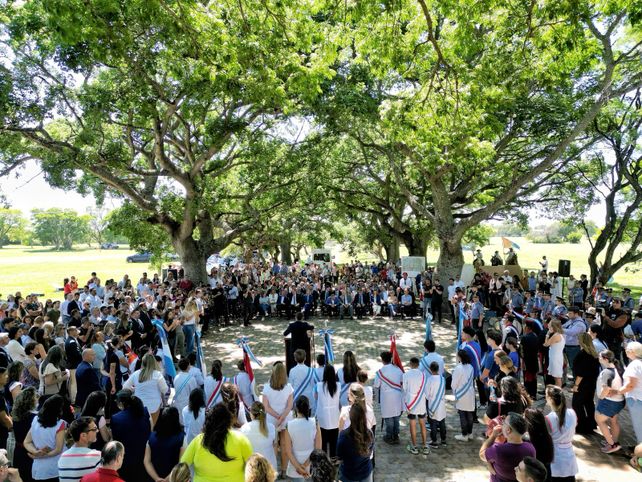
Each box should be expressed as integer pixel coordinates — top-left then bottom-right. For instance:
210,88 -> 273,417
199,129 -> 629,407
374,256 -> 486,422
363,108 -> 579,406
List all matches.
0,236 -> 640,301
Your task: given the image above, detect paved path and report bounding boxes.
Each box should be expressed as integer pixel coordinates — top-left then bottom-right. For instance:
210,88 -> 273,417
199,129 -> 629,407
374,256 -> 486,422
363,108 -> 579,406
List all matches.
201,314 -> 640,481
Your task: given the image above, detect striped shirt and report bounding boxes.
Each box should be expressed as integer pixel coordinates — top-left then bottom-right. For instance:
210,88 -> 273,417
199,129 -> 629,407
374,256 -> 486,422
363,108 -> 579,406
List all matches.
58,446 -> 102,482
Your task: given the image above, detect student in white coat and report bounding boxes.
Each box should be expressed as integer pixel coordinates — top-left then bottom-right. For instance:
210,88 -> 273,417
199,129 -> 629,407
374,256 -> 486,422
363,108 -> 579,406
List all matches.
425,361 -> 447,448
290,349 -> 316,415
373,351 -> 403,444
315,364 -> 341,457
313,354 -> 327,385
403,357 -> 429,455
233,360 -> 255,409
451,349 -> 476,441
171,358 -> 199,424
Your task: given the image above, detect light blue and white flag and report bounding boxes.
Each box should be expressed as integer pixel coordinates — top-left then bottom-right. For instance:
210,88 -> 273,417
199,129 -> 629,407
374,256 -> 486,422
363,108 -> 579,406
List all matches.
152,318 -> 176,379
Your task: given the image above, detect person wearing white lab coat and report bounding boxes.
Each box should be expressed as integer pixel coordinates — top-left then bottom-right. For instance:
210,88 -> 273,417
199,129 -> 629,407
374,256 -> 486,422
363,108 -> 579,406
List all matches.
402,358 -> 429,455
289,349 -> 316,414
425,361 -> 447,448
451,349 -> 476,441
373,351 -> 404,445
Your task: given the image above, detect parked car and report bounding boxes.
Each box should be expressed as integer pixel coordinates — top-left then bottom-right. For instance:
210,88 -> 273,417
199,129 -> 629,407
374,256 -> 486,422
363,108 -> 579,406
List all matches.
100,242 -> 119,249
126,252 -> 180,263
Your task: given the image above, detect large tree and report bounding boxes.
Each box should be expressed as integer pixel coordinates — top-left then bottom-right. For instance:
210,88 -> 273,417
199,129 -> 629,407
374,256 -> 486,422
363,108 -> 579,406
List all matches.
0,0 -> 336,282
313,0 -> 642,280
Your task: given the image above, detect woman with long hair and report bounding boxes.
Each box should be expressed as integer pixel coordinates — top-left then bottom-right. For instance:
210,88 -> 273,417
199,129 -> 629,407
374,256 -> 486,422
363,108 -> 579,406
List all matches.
315,363 -> 341,458
589,323 -> 609,353
23,394 -> 66,482
144,406 -> 185,482
11,387 -> 37,482
221,382 -> 247,428
262,362 -> 293,474
245,453 -> 277,482
524,408 -> 554,482
21,343 -> 40,391
111,390 -> 151,482
32,330 -> 48,360
240,401 -> 278,472
5,361 -> 23,411
123,353 -> 168,426
543,320 -> 565,387
545,385 -> 578,481
37,346 -> 68,405
571,332 -> 600,434
337,402 -> 374,482
182,388 -> 206,446
595,349 -> 625,453
204,360 -> 230,409
337,352 -> 360,407
484,376 -> 532,423
181,299 -> 199,356
338,384 -> 376,432
283,396 -> 321,481
180,403 -> 252,482
451,349 -> 475,441
103,335 -> 127,419
80,390 -> 112,450
167,462 -> 191,482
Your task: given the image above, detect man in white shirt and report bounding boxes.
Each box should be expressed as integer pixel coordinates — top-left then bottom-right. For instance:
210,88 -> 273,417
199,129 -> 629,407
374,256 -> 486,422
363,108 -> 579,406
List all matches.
399,272 -> 413,292
419,339 -> 445,376
172,358 -> 199,424
373,351 -> 403,445
447,278 -> 458,320
58,417 -> 101,482
289,349 -> 316,414
402,357 -> 429,455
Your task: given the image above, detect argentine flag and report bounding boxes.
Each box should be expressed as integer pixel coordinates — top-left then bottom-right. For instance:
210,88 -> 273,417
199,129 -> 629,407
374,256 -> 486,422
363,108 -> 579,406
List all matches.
152,318 -> 177,379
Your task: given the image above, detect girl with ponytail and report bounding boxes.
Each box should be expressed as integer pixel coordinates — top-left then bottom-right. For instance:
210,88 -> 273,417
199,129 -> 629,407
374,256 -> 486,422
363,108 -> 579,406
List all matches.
240,401 -> 278,472
545,385 -> 579,481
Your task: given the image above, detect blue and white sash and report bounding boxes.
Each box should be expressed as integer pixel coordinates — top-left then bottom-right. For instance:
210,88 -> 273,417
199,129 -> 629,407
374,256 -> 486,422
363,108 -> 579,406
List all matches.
293,367 -> 314,401
174,374 -> 193,400
428,376 -> 445,417
454,369 -> 474,401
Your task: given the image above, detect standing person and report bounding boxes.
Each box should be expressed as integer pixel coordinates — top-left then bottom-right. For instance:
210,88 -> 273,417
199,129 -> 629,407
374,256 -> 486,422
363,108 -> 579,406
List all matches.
595,350 -> 626,453
336,403 -> 374,482
612,341 -> 642,444
204,360 -> 229,409
79,441 -> 126,482
337,352 -> 360,407
64,327 -> 83,406
545,386 -> 579,482
430,279 -> 444,324
315,364 -> 341,458
289,349 -> 316,415
0,367 -> 11,450
261,362 -> 293,474
520,322 -> 541,399
425,361 -> 447,449
80,391 -> 112,451
181,299 -> 199,356
11,387 -> 37,482
452,350 -> 476,442
402,357 -> 428,455
123,353 -> 169,427
233,360 -> 255,409
172,359 -> 198,424
373,351 -> 403,445
282,313 -> 314,374
524,409 -> 554,482
571,333 -> 600,434
110,390 -> 151,482
38,346 -> 69,407
244,454 -> 276,482
144,407 -> 185,482
57,417 -> 101,482
282,396 -> 321,481
23,394 -> 66,482
543,320 -> 565,387
182,388 -> 206,447
562,308 -> 587,378
75,350 -> 102,411
479,412 -> 536,482
240,401 -> 278,473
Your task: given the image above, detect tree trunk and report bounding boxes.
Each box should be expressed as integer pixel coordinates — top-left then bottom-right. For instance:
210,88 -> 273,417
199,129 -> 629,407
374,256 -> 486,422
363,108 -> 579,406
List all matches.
437,235 -> 464,282
408,235 -> 428,257
384,237 -> 400,263
173,236 -> 208,284
280,241 -> 293,264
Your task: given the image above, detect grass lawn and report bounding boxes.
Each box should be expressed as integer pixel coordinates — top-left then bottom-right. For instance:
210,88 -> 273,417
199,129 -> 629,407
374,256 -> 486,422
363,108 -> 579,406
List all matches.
0,236 -> 640,301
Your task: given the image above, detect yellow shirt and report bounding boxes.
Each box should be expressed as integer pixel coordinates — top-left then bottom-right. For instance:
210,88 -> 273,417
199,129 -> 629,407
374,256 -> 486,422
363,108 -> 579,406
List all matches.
181,431 -> 253,482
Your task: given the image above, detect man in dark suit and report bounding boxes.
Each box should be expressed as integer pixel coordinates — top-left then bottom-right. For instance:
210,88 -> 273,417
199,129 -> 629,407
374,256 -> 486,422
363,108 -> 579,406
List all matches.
276,289 -> 290,318
283,312 -> 314,373
520,321 -> 541,399
75,348 -> 102,408
129,308 -> 148,350
65,326 -> 83,405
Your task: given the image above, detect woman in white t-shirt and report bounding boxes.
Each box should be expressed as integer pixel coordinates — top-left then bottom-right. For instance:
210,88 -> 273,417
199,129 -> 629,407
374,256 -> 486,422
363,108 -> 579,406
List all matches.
123,353 -> 168,426
315,364 -> 341,458
595,349 -> 626,453
241,401 -> 278,472
283,396 -> 321,481
338,383 -> 376,431
614,342 -> 642,444
262,362 -> 293,475
182,388 -> 206,446
181,300 -> 199,356
38,346 -> 68,400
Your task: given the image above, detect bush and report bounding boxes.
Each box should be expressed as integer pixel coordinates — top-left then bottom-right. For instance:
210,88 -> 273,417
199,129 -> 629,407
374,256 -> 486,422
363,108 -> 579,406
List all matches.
565,231 -> 583,244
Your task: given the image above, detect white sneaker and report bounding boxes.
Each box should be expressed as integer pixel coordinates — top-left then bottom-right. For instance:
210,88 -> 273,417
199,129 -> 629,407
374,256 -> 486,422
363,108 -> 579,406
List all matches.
454,434 -> 469,442
467,434 -> 475,441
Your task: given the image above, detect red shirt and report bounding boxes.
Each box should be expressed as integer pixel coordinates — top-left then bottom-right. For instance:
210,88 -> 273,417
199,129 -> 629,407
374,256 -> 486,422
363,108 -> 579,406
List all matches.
80,467 -> 125,482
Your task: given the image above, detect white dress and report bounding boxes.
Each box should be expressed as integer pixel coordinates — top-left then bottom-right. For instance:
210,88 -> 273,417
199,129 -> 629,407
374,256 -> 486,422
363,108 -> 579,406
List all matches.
240,420 -> 278,471
123,369 -> 169,413
548,335 -> 565,378
546,409 -> 578,478
285,417 -> 317,479
262,383 -> 294,431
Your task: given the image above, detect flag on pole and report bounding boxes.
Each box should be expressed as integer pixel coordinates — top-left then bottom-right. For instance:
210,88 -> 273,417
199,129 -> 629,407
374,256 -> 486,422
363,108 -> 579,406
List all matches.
237,337 -> 263,396
390,334 -> 405,372
501,237 -> 521,250
319,329 -> 335,364
457,301 -> 466,358
152,318 -> 176,379
194,329 -> 207,380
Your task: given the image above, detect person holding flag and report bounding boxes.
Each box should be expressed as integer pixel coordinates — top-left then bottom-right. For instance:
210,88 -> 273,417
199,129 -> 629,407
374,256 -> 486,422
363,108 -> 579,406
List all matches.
290,349 -> 317,414
373,351 -> 403,445
402,357 -> 429,455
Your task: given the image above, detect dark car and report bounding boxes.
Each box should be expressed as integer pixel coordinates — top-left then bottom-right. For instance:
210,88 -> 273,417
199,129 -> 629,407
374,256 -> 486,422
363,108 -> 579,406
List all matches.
126,252 -> 180,263
100,242 -> 119,249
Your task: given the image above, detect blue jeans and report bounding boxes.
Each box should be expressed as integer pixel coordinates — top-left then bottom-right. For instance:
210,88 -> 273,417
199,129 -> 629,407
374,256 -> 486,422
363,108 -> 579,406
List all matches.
183,324 -> 195,355
383,415 -> 400,440
627,397 -> 642,444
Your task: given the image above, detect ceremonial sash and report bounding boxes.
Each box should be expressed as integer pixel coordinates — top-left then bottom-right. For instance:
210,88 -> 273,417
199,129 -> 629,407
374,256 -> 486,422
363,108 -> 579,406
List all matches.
174,374 -> 193,400
419,356 -> 431,373
462,343 -> 481,370
340,381 -> 351,400
313,369 -> 320,383
207,379 -> 224,408
405,373 -> 426,412
376,369 -> 402,392
428,376 -> 445,417
454,369 -> 474,401
293,367 -> 314,401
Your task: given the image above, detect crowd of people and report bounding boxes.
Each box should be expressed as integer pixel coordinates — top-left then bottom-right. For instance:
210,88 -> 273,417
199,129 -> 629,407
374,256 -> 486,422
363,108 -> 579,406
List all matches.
0,256 -> 639,482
